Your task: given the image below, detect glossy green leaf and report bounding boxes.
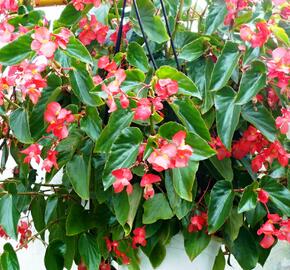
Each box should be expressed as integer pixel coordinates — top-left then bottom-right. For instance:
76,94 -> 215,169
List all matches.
95,108 -> 134,153
183,229 -> 211,261
238,181 -> 259,213
209,156 -> 233,181
149,242 -> 166,268
8,10 -> 45,28
132,0 -> 169,44
245,203 -> 267,227
1,243 -> 19,270
66,154 -> 91,200
66,204 -> 97,236
44,240 -> 65,270
0,32 -> 33,65
231,227 -> 259,270
212,248 -> 225,270
65,36 -> 93,65
156,66 -> 201,99
9,108 -> 33,144
0,195 -> 20,239
241,103 -> 276,142
224,207 -> 243,242
209,42 -> 240,91
170,98 -> 210,141
30,196 -> 46,239
112,191 -> 130,227
158,122 -> 186,139
80,107 -> 102,141
235,61 -> 266,105
179,37 -> 208,61
271,25 -> 289,46
127,42 -> 150,72
172,160 -> 199,201
208,180 -> 235,234
45,197 -> 58,224
78,233 -> 101,270
102,127 -> 143,190
260,177 -> 290,216
143,194 -> 174,224
215,86 -> 241,149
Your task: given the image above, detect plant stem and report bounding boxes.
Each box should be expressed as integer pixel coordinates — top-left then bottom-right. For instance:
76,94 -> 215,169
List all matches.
4,96 -> 20,108
113,0 -> 120,23
172,0 -> 184,43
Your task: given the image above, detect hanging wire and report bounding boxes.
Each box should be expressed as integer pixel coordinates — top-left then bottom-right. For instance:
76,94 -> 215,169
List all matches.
114,0 -> 127,54
159,0 -> 181,71
132,0 -> 157,71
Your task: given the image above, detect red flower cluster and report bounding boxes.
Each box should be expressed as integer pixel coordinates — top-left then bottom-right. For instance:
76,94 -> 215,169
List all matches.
148,131 -> 193,172
72,0 -> 100,11
44,102 -> 75,140
224,0 -> 251,25
31,27 -> 71,59
257,189 -> 269,204
240,21 -> 271,48
232,126 -> 289,172
0,0 -> 18,14
132,226 -> 147,249
79,15 -> 109,46
140,174 -> 161,200
99,261 -> 111,270
209,137 -> 231,160
106,238 -> 130,265
0,226 -> 8,239
155,79 -> 179,100
112,168 -> 133,194
17,221 -> 32,248
257,214 -> 290,249
42,150 -> 59,173
267,48 -> 290,94
110,21 -> 131,45
276,107 -> 290,134
188,212 -> 208,233
0,21 -> 15,43
267,88 -> 279,109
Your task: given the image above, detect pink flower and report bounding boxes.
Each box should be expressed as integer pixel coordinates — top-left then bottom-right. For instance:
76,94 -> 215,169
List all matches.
42,150 -> 58,173
133,98 -> 152,121
72,0 -> 100,11
276,108 -> 290,134
0,0 -> 18,13
112,168 -> 133,194
20,144 -> 41,165
110,22 -> 131,45
188,212 -> 208,233
258,189 -> 269,204
155,79 -> 178,100
0,21 -> 15,43
140,174 -> 161,200
132,226 -> 147,249
53,28 -> 71,50
31,27 -> 57,58
240,25 -> 253,42
98,56 -> 118,72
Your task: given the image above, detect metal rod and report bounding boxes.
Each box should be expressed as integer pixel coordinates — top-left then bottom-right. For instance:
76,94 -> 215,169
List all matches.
159,0 -> 180,71
114,0 -> 127,54
132,0 -> 157,70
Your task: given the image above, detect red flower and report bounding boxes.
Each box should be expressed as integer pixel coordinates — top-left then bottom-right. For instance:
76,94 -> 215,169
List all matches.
132,226 -> 147,249
140,174 -> 161,200
155,79 -> 178,100
99,261 -> 111,270
31,27 -> 57,58
210,136 -> 231,160
276,107 -> 290,134
0,0 -> 18,13
42,150 -> 58,173
133,98 -> 152,121
267,88 -> 279,108
72,0 -> 100,11
257,189 -> 269,204
112,168 -> 133,194
98,56 -> 118,72
259,234 -> 276,249
77,262 -> 87,270
224,0 -> 251,25
188,212 -> 208,233
20,144 -> 41,165
110,22 -> 131,45
17,221 -> 32,248
53,28 -> 71,50
0,226 -> 8,239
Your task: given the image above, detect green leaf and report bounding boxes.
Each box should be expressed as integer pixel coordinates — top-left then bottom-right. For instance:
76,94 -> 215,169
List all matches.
66,204 -> 97,236
179,37 -> 208,62
183,229 -> 211,261
102,127 -> 143,190
0,32 -> 33,65
143,194 -> 174,224
127,42 -> 150,72
149,242 -> 166,268
245,203 -> 267,227
78,233 -> 101,270
209,156 -> 233,181
243,47 -> 260,66
271,25 -> 289,46
214,86 -> 241,149
64,236 -> 76,270
260,177 -> 290,216
156,66 -> 201,99
44,240 -> 66,270
204,0 -> 227,35
170,98 -> 210,141
224,207 -> 243,242
80,107 -> 102,141
212,248 -> 225,270
0,195 -> 20,239
238,181 -> 259,213
45,197 -> 58,224
209,42 -> 240,91
66,154 -> 91,200
8,10 -> 45,28
230,227 -> 259,270
235,61 -> 266,105
9,108 -> 33,144
112,191 -> 130,227
132,0 -> 169,44
69,62 -> 98,106
208,180 -> 235,234
95,108 -> 134,153
172,160 -> 199,201
158,122 -> 186,139
30,196 -> 46,239
241,103 -> 276,142
65,36 -> 93,65
1,243 -> 19,270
